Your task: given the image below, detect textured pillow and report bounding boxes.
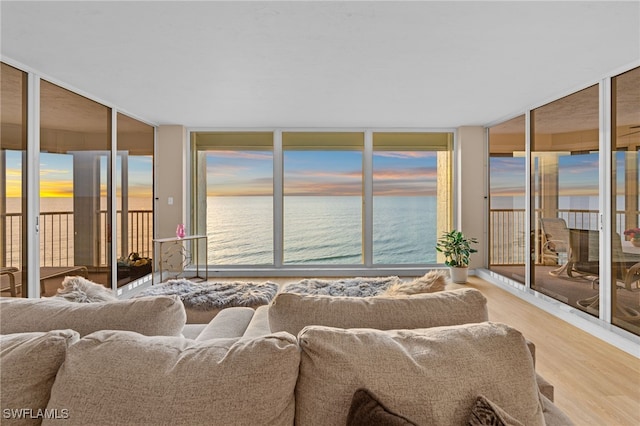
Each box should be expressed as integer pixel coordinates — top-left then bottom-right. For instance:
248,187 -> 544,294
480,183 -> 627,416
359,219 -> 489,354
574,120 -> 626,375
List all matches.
468,395 -> 524,426
44,330 -> 300,426
54,276 -> 117,302
295,322 -> 544,426
269,288 -> 488,335
1,330 -> 79,424
0,295 -> 186,337
347,389 -> 417,426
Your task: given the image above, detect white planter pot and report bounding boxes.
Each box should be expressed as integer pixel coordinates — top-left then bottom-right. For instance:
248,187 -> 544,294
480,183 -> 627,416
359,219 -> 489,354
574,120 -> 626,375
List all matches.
449,267 -> 469,284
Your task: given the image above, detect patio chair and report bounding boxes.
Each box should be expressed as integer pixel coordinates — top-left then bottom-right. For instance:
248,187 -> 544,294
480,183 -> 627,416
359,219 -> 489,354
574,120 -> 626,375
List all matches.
539,218 -> 572,277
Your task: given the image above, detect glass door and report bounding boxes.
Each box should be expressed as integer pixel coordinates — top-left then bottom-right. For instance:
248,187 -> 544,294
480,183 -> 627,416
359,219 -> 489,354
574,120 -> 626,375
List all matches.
531,85 -> 600,315
1,63 -> 29,297
39,80 -> 112,295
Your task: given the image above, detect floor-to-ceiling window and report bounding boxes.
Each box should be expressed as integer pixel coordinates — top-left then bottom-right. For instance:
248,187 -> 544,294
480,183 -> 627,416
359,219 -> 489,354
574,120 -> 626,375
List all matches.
372,132 -> 452,264
191,130 -> 452,269
40,80 -> 112,294
488,115 -> 526,283
611,66 -> 640,335
192,132 -> 274,265
283,132 -> 364,265
531,84 -> 600,314
0,63 -> 28,297
116,113 -> 154,286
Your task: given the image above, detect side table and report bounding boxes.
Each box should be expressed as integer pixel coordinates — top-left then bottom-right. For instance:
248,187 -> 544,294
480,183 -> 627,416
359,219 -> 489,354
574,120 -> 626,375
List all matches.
153,235 -> 208,284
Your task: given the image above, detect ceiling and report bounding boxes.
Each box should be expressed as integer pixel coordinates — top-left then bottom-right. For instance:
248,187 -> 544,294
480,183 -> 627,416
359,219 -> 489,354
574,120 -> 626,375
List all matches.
1,1 -> 639,129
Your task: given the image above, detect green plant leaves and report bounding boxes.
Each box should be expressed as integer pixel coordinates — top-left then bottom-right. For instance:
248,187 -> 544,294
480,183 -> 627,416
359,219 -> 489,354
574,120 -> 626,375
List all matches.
435,229 -> 478,267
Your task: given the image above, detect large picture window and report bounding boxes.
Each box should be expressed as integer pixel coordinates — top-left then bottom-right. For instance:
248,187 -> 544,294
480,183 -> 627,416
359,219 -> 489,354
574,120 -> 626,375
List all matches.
192,132 -> 274,265
372,133 -> 452,264
192,130 -> 452,268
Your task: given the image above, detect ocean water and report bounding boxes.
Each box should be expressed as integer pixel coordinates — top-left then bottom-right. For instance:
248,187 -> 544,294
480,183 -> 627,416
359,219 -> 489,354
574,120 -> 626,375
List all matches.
206,196 -> 438,265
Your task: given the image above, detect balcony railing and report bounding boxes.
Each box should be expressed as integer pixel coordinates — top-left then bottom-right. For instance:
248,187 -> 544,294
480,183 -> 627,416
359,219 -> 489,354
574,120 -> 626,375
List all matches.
490,208 -> 637,265
2,210 -> 153,269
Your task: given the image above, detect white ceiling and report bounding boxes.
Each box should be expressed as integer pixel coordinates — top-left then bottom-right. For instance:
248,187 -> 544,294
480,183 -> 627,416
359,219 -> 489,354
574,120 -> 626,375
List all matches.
1,1 -> 639,129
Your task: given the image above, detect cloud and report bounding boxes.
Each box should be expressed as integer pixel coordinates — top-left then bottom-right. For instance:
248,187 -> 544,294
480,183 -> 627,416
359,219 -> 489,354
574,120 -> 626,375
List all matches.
374,152 -> 436,159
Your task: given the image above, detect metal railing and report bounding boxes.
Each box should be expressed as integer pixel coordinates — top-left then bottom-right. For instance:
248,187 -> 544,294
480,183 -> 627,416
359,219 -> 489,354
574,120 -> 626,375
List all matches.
489,208 -> 637,265
2,210 -> 153,269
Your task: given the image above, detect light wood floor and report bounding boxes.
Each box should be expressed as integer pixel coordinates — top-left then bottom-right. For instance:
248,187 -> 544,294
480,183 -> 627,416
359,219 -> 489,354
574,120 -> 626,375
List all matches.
454,276 -> 640,426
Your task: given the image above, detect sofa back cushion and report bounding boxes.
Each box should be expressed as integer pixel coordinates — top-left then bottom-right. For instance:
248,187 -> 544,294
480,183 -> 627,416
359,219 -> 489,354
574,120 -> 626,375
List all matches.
1,330 -> 79,423
269,288 -> 488,335
0,295 -> 186,337
45,330 -> 300,426
295,322 -> 544,426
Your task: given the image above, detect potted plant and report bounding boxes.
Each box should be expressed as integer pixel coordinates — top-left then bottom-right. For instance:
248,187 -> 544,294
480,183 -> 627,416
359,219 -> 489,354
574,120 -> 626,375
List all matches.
624,228 -> 640,247
435,229 -> 478,283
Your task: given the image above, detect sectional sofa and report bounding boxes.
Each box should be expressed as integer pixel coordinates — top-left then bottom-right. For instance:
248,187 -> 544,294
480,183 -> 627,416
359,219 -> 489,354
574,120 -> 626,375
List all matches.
0,289 -> 573,425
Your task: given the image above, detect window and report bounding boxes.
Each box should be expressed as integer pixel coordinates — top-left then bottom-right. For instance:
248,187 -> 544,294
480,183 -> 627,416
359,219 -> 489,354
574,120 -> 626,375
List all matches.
192,132 -> 274,265
531,85 -> 600,313
1,63 -> 28,297
372,132 -> 452,264
283,132 -> 363,265
488,115 -> 526,283
192,130 -> 452,268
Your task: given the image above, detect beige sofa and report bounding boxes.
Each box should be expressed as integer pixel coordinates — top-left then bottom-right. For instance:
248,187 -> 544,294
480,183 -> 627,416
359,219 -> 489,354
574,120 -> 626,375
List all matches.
0,290 -> 573,425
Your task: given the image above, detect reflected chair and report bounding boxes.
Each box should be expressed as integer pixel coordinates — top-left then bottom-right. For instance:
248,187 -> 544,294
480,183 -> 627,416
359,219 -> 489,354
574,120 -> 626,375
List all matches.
539,218 -> 572,277
0,267 -> 21,297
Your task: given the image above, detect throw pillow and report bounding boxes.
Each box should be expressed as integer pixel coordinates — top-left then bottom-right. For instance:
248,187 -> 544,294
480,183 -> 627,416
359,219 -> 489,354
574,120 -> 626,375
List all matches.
468,395 -> 524,426
0,295 -> 186,337
269,288 -> 488,335
55,276 -> 117,302
45,330 -> 300,426
295,322 -> 544,426
1,330 -> 79,423
383,270 -> 448,296
347,389 -> 417,426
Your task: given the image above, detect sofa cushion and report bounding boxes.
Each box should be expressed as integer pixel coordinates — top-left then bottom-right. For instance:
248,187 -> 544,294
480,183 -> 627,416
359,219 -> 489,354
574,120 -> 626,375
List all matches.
44,330 -> 300,426
1,330 -> 79,424
295,322 -> 545,426
0,295 -> 186,337
269,288 -> 488,335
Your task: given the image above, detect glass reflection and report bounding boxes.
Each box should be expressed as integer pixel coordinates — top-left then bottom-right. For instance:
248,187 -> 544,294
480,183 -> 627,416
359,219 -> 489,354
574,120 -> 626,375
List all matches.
612,67 -> 640,335
531,85 -> 600,315
1,63 -> 28,297
40,80 -> 112,295
488,115 -> 526,283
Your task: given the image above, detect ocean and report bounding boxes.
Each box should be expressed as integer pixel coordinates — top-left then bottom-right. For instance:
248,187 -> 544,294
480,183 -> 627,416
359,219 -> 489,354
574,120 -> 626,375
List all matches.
206,196 -> 438,265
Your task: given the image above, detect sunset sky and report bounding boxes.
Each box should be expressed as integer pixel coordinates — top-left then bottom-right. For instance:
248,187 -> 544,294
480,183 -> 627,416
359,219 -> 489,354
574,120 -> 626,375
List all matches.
205,150 -> 439,196
3,150 -> 636,200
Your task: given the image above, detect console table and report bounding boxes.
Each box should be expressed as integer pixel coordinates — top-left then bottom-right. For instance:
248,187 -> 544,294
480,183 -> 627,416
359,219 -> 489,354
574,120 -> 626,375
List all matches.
153,235 -> 208,284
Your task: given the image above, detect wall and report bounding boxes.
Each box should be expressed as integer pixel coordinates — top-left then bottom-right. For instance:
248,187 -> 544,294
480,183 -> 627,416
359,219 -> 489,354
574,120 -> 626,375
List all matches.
457,126 -> 486,269
155,125 -> 187,238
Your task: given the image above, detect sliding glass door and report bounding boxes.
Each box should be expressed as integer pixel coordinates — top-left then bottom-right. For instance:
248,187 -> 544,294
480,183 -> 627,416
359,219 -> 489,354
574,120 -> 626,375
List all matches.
39,80 -> 113,294
1,63 -> 29,297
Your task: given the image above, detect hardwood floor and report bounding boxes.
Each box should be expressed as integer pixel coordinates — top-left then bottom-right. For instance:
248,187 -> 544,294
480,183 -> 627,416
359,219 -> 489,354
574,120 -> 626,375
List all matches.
455,276 -> 640,426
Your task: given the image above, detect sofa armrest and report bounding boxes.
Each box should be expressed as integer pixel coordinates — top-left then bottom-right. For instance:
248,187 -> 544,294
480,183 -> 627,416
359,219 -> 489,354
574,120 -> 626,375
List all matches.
536,372 -> 554,402
541,393 -> 574,425
241,305 -> 271,340
182,324 -> 207,339
195,307 -> 255,341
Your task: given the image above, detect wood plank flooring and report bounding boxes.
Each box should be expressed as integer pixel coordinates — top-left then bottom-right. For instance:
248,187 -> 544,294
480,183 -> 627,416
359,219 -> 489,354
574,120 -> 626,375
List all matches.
455,276 -> 640,426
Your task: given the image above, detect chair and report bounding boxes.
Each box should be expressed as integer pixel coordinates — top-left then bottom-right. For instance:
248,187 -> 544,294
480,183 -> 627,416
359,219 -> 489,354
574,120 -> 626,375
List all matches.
539,218 -> 572,277
0,267 -> 21,297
